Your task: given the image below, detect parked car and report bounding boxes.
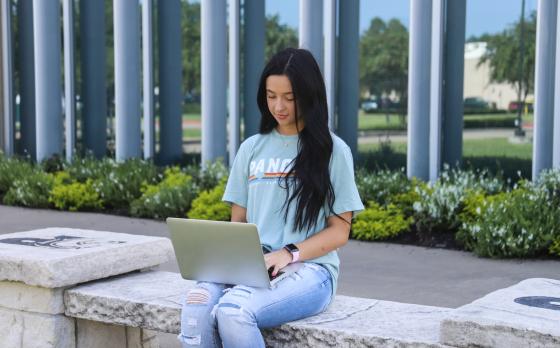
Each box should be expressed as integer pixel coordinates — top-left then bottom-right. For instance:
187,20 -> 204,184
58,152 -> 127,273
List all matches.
508,100 -> 534,113
361,99 -> 379,113
464,97 -> 490,111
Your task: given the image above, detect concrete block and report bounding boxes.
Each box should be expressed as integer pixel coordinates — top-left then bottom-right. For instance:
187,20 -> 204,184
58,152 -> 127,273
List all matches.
0,227 -> 174,288
440,278 -> 560,348
0,280 -> 65,314
0,306 -> 75,348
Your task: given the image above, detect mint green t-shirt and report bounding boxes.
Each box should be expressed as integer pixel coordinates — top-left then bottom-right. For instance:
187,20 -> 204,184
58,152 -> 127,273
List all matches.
222,128 -> 364,295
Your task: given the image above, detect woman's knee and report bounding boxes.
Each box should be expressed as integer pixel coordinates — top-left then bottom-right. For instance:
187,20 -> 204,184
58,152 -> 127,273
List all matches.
214,286 -> 258,328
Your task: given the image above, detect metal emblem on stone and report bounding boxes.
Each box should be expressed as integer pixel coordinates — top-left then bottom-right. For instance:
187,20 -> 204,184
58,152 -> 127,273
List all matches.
0,235 -> 126,250
514,296 -> 560,311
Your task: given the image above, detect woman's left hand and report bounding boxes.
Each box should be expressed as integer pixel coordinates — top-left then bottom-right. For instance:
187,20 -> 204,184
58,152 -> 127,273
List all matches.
264,248 -> 292,277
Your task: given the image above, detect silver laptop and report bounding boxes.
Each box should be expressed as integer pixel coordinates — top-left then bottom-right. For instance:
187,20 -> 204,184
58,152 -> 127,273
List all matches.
167,218 -> 301,288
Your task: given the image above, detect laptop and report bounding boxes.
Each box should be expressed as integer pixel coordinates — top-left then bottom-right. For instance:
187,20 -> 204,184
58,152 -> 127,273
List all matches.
166,217 -> 302,288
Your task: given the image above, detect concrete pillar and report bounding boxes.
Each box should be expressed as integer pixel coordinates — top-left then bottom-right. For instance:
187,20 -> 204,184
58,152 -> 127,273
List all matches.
142,0 -> 154,160
17,0 -> 35,159
2,0 -> 13,157
80,0 -> 107,159
324,0 -> 336,131
201,0 -> 227,163
0,0 -> 3,153
114,0 -> 141,161
229,0 -> 240,166
63,0 -> 75,162
407,0 -> 432,180
532,0 -> 557,178
33,0 -> 62,162
337,0 -> 359,156
429,0 -> 444,182
442,0 -> 466,168
242,0 -> 264,138
158,0 -> 183,164
554,1 -> 560,168
299,0 -> 323,71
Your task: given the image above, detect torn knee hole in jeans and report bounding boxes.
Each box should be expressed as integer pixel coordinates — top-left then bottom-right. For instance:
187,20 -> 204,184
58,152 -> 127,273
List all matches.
228,286 -> 252,298
186,287 -> 211,304
180,334 -> 201,346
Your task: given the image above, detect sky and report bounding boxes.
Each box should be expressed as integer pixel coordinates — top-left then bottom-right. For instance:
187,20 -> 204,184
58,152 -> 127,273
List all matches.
265,0 -> 538,38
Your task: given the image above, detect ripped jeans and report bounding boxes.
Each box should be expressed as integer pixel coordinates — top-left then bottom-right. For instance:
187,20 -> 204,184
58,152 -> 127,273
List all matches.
177,262 -> 333,348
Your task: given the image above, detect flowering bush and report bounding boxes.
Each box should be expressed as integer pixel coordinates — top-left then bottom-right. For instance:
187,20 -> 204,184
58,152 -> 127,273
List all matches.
355,168 -> 412,205
0,155 -> 35,196
461,183 -> 560,258
3,170 -> 53,208
413,166 -> 505,234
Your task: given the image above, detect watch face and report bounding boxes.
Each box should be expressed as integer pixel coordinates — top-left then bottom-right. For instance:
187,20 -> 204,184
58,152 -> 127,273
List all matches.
286,243 -> 299,253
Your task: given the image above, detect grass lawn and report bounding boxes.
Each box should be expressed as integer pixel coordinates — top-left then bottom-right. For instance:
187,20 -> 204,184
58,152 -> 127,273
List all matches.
359,138 -> 533,160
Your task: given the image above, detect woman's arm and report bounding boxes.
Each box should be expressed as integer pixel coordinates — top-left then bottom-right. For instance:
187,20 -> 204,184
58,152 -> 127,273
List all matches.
231,203 -> 247,223
265,211 -> 352,276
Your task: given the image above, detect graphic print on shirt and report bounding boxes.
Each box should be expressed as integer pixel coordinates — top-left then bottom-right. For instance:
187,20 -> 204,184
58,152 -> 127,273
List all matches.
248,158 -> 295,183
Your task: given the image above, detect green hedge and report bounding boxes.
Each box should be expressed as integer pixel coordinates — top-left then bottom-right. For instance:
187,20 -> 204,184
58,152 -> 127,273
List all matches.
0,153 -> 558,259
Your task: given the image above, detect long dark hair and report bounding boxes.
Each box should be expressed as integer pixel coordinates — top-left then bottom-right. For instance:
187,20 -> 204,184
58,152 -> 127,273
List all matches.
257,48 -> 339,231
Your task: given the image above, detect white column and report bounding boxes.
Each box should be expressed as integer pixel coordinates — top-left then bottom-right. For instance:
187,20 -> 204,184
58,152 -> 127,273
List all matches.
553,1 -> 560,168
201,0 -> 227,163
114,0 -> 141,161
299,0 -> 323,71
142,0 -> 154,160
532,0 -> 558,178
407,0 -> 432,180
63,0 -> 76,162
324,0 -> 336,130
2,0 -> 13,156
229,0 -> 240,166
429,0 -> 444,182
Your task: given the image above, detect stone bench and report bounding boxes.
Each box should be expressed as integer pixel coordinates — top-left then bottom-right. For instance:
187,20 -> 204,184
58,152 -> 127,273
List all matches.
64,270 -> 454,348
1,228 -> 559,348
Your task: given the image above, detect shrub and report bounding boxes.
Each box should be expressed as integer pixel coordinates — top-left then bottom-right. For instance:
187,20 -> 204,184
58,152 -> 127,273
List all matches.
549,237 -> 560,257
49,172 -> 103,211
0,156 -> 35,197
413,166 -> 505,233
462,184 -> 560,258
3,170 -> 54,208
92,159 -> 160,210
130,167 -> 198,219
184,160 -> 229,192
351,202 -> 413,241
188,180 -> 230,221
355,168 -> 412,205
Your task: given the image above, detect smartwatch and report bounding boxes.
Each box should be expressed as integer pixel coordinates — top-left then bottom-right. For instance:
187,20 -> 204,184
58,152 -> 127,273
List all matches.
283,243 -> 300,263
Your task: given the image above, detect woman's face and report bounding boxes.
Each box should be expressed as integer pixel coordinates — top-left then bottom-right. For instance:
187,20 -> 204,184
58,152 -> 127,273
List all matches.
266,74 -> 301,135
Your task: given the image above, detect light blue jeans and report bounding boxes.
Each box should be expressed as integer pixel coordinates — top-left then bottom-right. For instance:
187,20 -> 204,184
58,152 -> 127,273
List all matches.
177,262 -> 333,348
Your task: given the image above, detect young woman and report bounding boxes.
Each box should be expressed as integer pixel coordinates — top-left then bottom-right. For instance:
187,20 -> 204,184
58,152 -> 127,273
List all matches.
178,48 -> 363,348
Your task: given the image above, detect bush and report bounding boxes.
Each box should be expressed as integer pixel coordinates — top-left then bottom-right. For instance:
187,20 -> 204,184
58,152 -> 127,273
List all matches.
130,167 -> 198,219
188,180 -> 230,221
49,172 -> 103,211
413,166 -> 505,233
550,237 -> 560,257
461,184 -> 560,258
3,170 -> 54,208
352,201 -> 412,241
0,155 -> 35,197
355,168 -> 412,205
184,160 -> 229,192
92,159 -> 160,210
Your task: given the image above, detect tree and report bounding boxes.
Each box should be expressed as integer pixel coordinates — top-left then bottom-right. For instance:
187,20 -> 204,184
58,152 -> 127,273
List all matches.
181,1 -> 201,98
359,17 -> 408,109
478,11 -> 536,106
265,14 -> 298,62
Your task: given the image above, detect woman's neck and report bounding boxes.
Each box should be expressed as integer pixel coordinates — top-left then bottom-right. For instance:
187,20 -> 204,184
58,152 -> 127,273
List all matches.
275,124 -> 304,136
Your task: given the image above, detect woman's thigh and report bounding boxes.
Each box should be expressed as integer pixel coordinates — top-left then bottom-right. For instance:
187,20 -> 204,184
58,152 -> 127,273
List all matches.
216,263 -> 332,328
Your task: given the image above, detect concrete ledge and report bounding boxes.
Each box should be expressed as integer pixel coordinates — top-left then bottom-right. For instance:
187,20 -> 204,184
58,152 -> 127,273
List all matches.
64,271 -> 453,347
440,278 -> 560,348
0,228 -> 174,288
